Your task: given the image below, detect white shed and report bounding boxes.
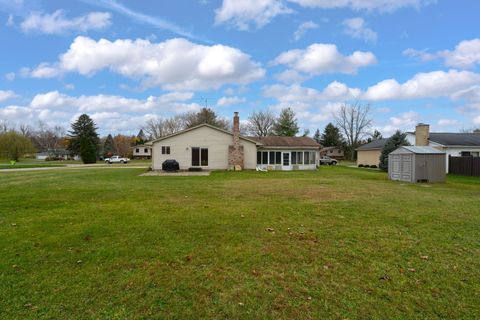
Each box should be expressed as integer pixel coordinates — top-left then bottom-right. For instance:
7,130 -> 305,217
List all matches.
388,146 -> 446,183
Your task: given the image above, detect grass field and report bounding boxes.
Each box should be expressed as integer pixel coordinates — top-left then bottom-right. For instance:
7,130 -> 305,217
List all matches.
1,166 -> 479,319
0,158 -> 150,170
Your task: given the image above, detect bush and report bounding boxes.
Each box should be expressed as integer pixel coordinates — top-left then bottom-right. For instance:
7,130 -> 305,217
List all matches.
358,164 -> 364,167
370,165 -> 378,168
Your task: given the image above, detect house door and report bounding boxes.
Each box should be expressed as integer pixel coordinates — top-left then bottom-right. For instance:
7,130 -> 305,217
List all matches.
282,152 -> 291,170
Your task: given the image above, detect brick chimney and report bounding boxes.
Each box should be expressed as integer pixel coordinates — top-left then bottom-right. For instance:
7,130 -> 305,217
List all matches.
228,112 -> 244,170
415,123 -> 429,146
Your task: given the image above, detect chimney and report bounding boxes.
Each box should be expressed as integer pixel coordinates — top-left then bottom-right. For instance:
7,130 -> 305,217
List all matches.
415,123 -> 429,146
228,112 -> 244,170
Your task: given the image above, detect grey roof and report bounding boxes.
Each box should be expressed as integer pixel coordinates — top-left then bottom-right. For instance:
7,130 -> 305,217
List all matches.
428,133 -> 480,146
392,146 -> 445,154
248,136 -> 320,148
356,138 -> 389,150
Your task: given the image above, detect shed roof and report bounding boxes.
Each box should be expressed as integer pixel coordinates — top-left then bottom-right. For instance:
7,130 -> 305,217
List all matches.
391,146 -> 445,154
247,136 -> 320,148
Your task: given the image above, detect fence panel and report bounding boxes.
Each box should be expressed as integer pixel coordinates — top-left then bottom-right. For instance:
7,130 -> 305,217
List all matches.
449,156 -> 480,177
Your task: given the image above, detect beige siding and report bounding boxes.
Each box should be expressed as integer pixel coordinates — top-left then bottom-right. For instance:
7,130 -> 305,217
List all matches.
152,126 -> 257,170
357,150 -> 381,166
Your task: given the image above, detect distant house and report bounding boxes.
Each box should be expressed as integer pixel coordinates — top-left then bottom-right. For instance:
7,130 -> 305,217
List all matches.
147,112 -> 320,171
320,146 -> 344,160
36,149 -> 78,160
356,123 -> 480,172
132,145 -> 152,159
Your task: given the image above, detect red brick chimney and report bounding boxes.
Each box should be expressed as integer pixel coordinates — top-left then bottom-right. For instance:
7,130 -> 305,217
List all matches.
228,112 -> 244,170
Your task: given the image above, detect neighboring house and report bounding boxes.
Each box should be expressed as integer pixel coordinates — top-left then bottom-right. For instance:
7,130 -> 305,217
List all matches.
356,138 -> 389,167
147,112 -> 320,171
320,146 -> 344,160
36,149 -> 77,160
356,123 -> 480,172
132,145 -> 152,159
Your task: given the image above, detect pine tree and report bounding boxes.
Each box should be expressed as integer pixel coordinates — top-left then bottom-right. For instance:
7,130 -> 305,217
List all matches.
273,107 -> 299,136
367,129 -> 383,143
68,114 -> 99,164
320,123 -> 343,147
136,129 -> 147,145
313,129 -> 321,144
103,134 -> 116,157
379,130 -> 410,171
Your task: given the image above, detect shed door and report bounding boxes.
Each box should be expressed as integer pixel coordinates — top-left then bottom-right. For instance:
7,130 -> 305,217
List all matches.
400,155 -> 412,182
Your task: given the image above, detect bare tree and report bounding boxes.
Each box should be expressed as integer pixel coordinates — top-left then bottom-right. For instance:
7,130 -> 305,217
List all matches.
143,116 -> 185,140
31,121 -> 66,156
0,120 -> 11,134
333,101 -> 372,160
18,124 -> 33,137
246,110 -> 276,137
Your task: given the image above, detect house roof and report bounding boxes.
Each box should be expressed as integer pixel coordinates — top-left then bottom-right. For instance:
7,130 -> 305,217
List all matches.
320,146 -> 342,151
146,123 -> 262,146
392,146 -> 445,154
248,136 -> 320,148
356,138 -> 389,150
425,133 -> 480,146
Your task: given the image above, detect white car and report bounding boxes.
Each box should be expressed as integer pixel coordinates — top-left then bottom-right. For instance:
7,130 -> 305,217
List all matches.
318,156 -> 338,165
104,155 -> 130,164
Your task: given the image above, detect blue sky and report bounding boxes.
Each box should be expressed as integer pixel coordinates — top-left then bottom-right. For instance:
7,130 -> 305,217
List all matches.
1,0 -> 480,136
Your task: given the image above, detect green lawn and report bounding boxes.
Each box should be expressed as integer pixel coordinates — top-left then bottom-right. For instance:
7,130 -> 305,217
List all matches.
0,167 -> 479,319
0,158 -> 150,169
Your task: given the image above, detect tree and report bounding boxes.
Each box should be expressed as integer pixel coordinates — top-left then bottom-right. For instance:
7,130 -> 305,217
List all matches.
135,129 -> 147,145
367,129 -> 383,143
143,116 -> 185,140
320,123 -> 344,147
183,108 -> 229,130
103,134 -> 116,157
334,101 -> 372,160
31,121 -> 65,157
313,129 -> 321,144
273,107 -> 299,136
379,130 -> 410,171
246,110 -> 276,137
68,114 -> 99,163
113,134 -> 135,157
0,131 -> 36,161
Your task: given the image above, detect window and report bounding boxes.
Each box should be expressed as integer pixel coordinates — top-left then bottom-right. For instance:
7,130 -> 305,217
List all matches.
291,152 -> 297,165
310,151 -> 316,164
162,146 -> 170,154
135,148 -> 139,153
304,152 -> 310,165
262,152 -> 268,164
144,148 -> 149,153
192,147 -> 208,166
269,151 -> 275,165
298,152 -> 303,165
257,152 -> 261,164
275,152 -> 281,164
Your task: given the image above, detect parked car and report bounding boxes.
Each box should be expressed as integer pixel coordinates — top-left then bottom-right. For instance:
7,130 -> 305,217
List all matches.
318,156 -> 338,165
104,155 -> 130,164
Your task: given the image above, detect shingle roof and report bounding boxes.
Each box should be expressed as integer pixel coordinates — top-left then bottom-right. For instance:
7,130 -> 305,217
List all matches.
394,146 -> 445,154
356,138 -> 389,150
248,136 -> 320,148
428,133 -> 480,146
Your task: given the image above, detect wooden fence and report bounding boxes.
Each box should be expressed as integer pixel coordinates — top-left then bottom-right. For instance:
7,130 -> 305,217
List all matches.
449,156 -> 480,177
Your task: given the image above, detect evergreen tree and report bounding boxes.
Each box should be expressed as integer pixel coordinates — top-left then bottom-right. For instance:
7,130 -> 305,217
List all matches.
273,107 -> 299,136
136,129 -> 147,144
184,108 -> 229,130
367,129 -> 383,143
68,114 -> 99,163
320,123 -> 343,147
313,129 -> 321,144
379,130 -> 410,171
103,134 -> 116,157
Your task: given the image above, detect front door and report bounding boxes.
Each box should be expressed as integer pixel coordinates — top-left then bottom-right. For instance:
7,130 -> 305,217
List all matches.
282,152 -> 291,170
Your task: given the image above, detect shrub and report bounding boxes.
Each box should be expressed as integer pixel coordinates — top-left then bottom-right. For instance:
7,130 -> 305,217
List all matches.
370,165 -> 378,168
358,164 -> 364,167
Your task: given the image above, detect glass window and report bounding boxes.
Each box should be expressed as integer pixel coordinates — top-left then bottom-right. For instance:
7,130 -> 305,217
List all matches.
201,148 -> 208,166
262,152 -> 268,164
144,148 -> 149,153
269,151 -> 275,165
310,152 -> 316,164
304,152 -> 310,165
283,153 -> 290,166
291,151 -> 297,164
136,148 -> 139,153
275,152 -> 281,164
298,152 -> 303,165
192,147 -> 200,166
257,152 -> 261,164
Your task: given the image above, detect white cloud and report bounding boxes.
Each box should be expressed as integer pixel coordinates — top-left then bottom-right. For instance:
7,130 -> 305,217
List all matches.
288,0 -> 433,12
437,119 -> 459,126
404,39 -> 480,69
27,36 -> 265,91
20,10 -> 112,34
4,72 -> 15,81
377,111 -> 420,136
342,17 -> 377,43
6,13 -> 14,26
293,21 -> 319,41
274,69 -> 307,83
474,116 -> 480,125
363,70 -> 480,101
217,96 -> 246,106
272,43 -> 376,76
215,0 -> 293,30
263,81 -> 361,102
0,90 -> 17,102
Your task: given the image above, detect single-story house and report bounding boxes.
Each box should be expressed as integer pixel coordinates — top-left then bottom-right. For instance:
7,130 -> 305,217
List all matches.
147,112 -> 320,171
36,149 -> 78,160
320,146 -> 344,159
356,123 -> 480,172
356,138 -> 389,167
132,145 -> 152,159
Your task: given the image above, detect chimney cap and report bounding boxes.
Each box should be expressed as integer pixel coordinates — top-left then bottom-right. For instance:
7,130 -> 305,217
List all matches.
234,111 -> 239,116
416,123 -> 429,126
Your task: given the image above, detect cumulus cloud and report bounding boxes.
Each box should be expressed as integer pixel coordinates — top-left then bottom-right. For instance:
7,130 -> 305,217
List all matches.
217,96 -> 246,106
403,39 -> 480,69
27,36 -> 265,91
215,0 -> 292,30
20,10 -> 112,34
272,43 -> 377,76
342,17 -> 377,43
363,70 -> 480,100
293,21 -> 319,41
263,81 -> 361,102
0,90 -> 17,102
